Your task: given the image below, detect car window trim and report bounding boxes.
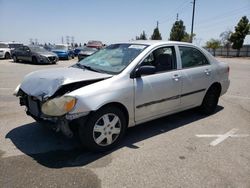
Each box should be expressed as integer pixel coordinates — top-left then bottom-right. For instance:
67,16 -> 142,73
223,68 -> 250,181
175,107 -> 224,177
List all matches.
130,45 -> 178,78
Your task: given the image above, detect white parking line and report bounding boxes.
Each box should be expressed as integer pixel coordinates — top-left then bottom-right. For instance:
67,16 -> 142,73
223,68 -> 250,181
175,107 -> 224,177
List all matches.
196,128 -> 249,146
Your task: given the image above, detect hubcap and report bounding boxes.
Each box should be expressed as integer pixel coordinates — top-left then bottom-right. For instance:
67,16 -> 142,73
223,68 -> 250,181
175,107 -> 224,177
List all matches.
93,113 -> 121,146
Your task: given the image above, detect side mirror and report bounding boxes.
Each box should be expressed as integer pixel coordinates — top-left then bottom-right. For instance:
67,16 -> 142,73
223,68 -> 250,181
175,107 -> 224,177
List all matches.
132,66 -> 156,78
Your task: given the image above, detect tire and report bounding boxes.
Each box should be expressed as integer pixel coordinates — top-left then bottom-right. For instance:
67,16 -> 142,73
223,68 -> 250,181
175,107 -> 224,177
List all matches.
32,56 -> 38,64
13,55 -> 18,62
5,52 -> 11,59
199,86 -> 220,115
78,106 -> 127,152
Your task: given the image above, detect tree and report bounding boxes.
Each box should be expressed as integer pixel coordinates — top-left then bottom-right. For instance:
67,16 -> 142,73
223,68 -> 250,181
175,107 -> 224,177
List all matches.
205,39 -> 221,56
151,26 -> 162,40
181,33 -> 196,42
136,31 -> 147,40
220,30 -> 232,57
229,16 -> 250,57
169,20 -> 187,41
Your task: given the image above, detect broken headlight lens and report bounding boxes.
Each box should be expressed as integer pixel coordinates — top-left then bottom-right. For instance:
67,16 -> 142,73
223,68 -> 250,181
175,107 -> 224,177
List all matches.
41,96 -> 76,116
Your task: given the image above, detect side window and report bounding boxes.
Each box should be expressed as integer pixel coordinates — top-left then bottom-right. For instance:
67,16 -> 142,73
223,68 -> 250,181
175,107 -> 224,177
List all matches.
23,46 -> 30,51
141,46 -> 176,73
179,46 -> 209,68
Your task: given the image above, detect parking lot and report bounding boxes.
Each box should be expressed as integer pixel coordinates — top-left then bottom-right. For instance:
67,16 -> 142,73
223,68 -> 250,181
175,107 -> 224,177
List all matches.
0,57 -> 249,187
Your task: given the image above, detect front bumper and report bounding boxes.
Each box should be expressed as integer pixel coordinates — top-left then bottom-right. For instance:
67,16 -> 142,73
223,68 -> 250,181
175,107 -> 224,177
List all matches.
0,52 -> 5,58
38,56 -> 58,64
18,90 -> 89,137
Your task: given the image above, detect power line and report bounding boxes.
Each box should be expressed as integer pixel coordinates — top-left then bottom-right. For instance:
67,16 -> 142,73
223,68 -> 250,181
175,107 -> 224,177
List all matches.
196,5 -> 249,24
159,0 -> 190,25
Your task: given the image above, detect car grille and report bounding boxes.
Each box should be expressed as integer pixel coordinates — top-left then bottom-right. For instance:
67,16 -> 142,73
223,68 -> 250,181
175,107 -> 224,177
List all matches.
48,56 -> 56,62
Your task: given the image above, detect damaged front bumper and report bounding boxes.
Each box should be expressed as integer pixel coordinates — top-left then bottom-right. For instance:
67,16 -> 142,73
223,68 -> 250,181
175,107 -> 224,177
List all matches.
18,90 -> 89,137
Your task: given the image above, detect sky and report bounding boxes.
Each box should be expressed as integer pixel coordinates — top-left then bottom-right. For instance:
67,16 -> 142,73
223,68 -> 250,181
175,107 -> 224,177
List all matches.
0,0 -> 250,46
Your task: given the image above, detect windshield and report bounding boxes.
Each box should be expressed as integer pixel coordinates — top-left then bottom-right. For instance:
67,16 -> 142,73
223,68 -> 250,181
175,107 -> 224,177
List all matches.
29,46 -> 48,53
78,43 -> 148,74
0,43 -> 9,48
54,45 -> 68,50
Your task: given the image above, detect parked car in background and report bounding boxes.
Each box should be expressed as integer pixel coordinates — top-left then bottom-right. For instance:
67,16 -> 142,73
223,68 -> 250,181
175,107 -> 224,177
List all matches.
52,44 -> 74,60
14,41 -> 230,151
86,40 -> 104,49
12,45 -> 58,64
78,46 -> 98,61
0,42 -> 11,59
73,47 -> 86,56
8,42 -> 23,55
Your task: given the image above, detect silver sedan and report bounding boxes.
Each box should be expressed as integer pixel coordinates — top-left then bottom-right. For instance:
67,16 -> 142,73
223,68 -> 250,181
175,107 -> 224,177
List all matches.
14,41 -> 230,151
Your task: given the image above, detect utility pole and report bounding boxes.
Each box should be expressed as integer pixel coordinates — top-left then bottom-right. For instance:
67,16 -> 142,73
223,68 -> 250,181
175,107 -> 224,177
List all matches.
157,21 -> 159,28
176,13 -> 179,21
190,0 -> 196,43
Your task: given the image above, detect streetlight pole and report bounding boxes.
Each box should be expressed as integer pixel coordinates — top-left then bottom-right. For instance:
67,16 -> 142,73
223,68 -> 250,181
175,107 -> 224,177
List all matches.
190,0 -> 196,43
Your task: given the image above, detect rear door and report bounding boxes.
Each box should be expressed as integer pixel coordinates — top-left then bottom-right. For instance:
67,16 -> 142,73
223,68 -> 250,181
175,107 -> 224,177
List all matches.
178,46 -> 214,108
134,46 -> 182,123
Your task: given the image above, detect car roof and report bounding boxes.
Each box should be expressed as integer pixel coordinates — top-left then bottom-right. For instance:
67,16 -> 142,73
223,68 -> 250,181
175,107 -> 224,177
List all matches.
120,40 -> 195,46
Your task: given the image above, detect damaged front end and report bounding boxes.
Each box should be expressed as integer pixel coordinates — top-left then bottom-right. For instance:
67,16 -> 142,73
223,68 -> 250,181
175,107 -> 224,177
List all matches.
14,78 -> 108,137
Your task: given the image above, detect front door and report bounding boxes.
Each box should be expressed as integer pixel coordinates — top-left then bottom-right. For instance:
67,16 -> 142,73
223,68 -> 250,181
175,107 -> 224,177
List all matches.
134,46 -> 182,123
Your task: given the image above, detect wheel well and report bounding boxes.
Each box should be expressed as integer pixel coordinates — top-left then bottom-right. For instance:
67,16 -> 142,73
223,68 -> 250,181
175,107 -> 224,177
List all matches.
209,82 -> 222,95
98,102 -> 129,126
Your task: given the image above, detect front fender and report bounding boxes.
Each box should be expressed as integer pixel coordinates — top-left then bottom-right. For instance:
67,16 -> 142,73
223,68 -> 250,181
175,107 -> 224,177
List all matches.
67,76 -> 135,126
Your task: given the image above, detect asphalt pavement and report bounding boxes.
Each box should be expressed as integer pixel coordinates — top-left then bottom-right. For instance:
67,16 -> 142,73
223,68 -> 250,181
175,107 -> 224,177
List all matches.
0,57 -> 249,188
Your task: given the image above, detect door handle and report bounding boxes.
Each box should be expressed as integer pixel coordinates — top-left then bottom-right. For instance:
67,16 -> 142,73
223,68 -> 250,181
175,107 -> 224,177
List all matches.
172,74 -> 181,81
204,69 -> 211,75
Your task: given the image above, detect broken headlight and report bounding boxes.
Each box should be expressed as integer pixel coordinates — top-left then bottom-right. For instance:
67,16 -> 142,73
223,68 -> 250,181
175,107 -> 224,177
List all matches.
41,96 -> 76,116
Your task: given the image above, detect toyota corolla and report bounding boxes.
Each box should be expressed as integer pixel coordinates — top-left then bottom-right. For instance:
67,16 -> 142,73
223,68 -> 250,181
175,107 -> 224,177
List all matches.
14,41 -> 230,151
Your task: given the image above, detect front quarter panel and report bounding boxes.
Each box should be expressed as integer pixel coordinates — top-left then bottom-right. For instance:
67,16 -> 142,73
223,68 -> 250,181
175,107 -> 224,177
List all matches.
67,75 -> 135,126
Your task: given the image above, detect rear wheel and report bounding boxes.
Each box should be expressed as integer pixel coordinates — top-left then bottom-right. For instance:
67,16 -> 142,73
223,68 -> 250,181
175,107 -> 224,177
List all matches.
200,86 -> 220,115
78,106 -> 127,152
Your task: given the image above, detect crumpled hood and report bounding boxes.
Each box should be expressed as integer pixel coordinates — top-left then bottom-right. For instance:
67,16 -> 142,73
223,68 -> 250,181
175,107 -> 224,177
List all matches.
19,67 -> 112,100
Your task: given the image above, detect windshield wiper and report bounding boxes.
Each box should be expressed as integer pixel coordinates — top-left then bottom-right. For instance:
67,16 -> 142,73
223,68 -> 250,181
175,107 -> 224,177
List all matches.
74,63 -> 85,69
81,65 -> 102,73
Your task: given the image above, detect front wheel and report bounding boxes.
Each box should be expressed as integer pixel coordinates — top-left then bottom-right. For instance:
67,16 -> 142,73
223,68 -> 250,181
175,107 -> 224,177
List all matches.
78,106 -> 127,152
199,86 -> 220,115
13,55 -> 18,62
5,52 -> 11,59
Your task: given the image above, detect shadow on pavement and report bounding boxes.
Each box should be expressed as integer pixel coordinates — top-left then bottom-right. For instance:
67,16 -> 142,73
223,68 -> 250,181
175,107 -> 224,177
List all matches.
6,106 -> 223,168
